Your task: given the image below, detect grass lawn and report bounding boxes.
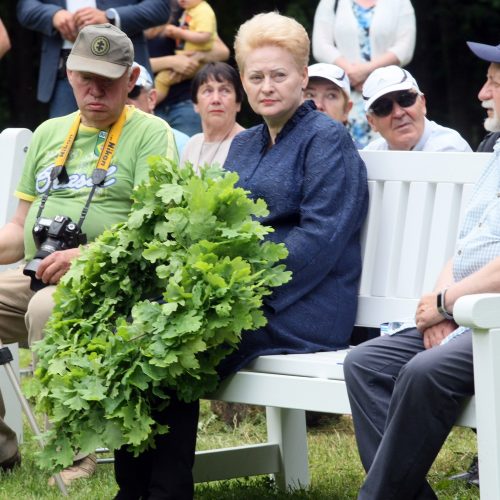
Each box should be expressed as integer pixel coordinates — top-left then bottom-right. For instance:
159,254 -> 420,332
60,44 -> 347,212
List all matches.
0,351 -> 480,499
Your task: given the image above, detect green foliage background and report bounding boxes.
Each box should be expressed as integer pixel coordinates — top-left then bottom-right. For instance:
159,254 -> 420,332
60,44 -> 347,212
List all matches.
1,0 -> 500,148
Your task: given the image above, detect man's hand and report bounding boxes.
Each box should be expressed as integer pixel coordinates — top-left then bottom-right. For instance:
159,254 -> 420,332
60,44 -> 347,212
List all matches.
347,62 -> 371,88
415,291 -> 443,332
52,10 -> 77,42
422,320 -> 457,349
169,53 -> 199,75
165,24 -> 181,39
35,248 -> 81,286
73,8 -> 107,31
144,25 -> 166,39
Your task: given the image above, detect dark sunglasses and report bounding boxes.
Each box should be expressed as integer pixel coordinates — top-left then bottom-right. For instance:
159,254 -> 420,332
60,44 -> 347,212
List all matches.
128,85 -> 143,99
369,91 -> 419,117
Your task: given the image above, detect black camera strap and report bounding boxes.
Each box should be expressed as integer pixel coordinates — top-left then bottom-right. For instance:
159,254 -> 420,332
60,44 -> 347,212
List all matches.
35,107 -> 128,229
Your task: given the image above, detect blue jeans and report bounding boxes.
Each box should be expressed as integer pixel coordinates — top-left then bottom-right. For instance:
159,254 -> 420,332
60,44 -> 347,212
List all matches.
49,77 -> 78,118
155,99 -> 201,137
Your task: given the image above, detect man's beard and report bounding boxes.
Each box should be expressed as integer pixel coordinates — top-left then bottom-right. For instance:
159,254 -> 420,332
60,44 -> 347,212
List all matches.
482,100 -> 500,132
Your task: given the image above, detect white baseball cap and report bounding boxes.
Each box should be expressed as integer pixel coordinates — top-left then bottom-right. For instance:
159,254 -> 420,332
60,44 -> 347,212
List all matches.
362,65 -> 420,111
308,63 -> 351,97
132,62 -> 154,88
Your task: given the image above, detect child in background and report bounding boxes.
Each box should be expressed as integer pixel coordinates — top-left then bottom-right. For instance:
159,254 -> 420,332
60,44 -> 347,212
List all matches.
155,0 -> 216,103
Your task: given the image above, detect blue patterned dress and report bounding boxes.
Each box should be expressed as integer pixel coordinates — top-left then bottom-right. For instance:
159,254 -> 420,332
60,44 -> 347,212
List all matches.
347,2 -> 379,148
219,101 -> 368,377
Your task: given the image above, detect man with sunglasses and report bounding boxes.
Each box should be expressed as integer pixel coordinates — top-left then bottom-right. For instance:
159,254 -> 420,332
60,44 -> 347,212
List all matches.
362,65 -> 471,152
344,44 -> 500,499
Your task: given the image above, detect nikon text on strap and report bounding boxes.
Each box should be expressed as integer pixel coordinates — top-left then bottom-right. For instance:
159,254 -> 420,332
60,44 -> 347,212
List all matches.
35,107 -> 128,228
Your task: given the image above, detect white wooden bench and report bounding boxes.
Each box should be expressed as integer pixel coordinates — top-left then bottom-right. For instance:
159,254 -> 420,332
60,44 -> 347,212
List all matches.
194,149 -> 500,499
0,128 -> 32,444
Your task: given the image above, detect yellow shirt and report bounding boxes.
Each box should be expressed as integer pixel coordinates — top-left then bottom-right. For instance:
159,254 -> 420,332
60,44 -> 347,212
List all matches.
177,1 -> 216,52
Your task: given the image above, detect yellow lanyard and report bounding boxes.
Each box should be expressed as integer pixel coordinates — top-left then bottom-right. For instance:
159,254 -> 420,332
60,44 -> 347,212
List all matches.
36,107 -> 128,224
54,106 -> 128,179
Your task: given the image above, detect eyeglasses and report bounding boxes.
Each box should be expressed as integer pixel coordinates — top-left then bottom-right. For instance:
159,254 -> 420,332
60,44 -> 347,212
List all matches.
369,91 -> 419,117
127,85 -> 143,99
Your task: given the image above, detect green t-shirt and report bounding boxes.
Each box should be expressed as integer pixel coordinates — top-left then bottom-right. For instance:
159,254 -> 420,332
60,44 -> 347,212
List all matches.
17,106 -> 178,260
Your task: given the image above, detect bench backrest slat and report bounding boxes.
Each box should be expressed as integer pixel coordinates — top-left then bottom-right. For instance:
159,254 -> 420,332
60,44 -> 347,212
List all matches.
0,128 -> 32,226
357,150 -> 491,328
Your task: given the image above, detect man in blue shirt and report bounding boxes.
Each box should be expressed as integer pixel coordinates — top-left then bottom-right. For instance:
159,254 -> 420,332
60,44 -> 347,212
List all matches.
344,41 -> 500,500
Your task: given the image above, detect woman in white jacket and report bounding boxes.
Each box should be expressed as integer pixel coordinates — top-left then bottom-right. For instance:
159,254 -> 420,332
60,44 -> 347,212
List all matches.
312,0 -> 416,147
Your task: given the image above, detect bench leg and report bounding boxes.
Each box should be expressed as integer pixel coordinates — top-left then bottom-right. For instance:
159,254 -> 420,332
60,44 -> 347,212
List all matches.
266,407 -> 309,491
472,327 -> 500,499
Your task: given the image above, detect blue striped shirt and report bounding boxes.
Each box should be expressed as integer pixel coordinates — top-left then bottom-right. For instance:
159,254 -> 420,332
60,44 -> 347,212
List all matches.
443,143 -> 500,344
454,144 -> 500,281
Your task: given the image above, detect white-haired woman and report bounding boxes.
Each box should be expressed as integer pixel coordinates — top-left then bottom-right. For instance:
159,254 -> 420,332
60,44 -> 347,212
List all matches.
219,11 -> 368,376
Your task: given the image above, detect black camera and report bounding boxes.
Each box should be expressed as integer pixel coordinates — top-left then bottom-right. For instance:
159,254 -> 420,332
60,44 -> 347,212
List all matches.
23,215 -> 87,291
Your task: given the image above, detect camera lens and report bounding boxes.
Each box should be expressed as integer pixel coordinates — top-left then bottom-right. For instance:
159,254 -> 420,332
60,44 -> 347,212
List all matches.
23,258 -> 46,291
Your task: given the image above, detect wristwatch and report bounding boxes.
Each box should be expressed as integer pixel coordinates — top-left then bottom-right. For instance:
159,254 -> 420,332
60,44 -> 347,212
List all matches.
105,8 -> 116,25
436,288 -> 454,320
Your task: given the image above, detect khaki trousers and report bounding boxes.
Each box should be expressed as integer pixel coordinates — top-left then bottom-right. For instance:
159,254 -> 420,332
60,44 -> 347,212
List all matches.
0,266 -> 55,462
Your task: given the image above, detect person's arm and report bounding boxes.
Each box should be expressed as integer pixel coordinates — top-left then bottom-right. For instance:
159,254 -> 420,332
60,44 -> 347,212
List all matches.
0,200 -> 30,265
311,0 -> 342,64
166,24 -> 210,45
52,9 -> 77,42
415,259 -> 457,348
150,35 -> 228,75
72,0 -> 171,34
416,256 -> 500,333
109,0 -> 170,35
0,19 -> 11,59
190,35 -> 229,64
381,0 -> 417,68
150,53 -> 199,76
446,257 -> 500,312
17,0 -> 65,37
35,247 -> 81,285
347,52 -> 400,89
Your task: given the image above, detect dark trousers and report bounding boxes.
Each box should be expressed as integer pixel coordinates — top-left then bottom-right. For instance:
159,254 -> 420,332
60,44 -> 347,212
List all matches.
114,394 -> 200,500
343,328 -> 474,500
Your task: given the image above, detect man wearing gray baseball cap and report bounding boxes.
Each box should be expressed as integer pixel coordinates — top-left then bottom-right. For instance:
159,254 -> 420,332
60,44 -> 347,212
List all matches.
0,23 -> 178,486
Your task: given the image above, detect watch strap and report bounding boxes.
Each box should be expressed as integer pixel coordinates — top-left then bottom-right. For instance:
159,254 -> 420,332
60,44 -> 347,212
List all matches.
436,288 -> 454,320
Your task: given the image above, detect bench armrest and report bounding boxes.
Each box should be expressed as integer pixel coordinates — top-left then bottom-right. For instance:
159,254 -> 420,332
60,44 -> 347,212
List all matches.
454,293 -> 500,330
454,292 -> 500,499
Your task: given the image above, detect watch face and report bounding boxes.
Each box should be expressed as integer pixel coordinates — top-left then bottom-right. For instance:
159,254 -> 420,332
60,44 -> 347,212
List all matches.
106,9 -> 116,23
